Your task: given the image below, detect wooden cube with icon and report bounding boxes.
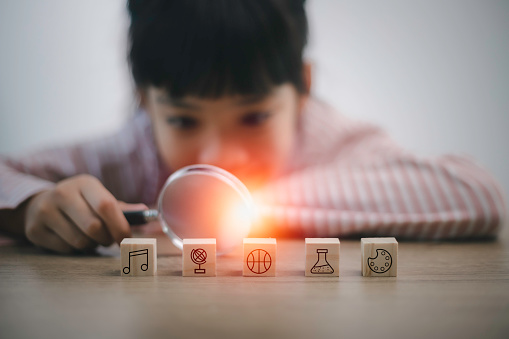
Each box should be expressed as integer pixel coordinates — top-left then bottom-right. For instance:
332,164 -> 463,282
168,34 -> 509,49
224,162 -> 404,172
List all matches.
361,237 -> 398,277
305,238 -> 340,277
182,239 -> 216,277
243,238 -> 277,277
121,238 -> 157,276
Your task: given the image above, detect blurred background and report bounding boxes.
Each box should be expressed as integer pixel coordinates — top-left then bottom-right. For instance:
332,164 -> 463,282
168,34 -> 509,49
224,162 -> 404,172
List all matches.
0,0 -> 508,198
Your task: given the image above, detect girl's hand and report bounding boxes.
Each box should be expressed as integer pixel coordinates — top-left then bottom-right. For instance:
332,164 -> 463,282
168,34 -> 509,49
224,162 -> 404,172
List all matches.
24,174 -> 146,254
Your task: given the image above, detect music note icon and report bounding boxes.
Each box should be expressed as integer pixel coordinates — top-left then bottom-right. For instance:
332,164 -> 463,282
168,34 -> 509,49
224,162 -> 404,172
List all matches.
123,248 -> 149,275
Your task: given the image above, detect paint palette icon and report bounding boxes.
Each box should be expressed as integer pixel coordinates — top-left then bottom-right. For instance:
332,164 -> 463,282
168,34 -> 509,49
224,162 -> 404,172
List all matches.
367,249 -> 392,274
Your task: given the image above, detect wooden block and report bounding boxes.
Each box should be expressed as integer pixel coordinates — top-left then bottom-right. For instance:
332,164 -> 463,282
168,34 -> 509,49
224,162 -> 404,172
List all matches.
361,237 -> 398,277
305,238 -> 340,277
121,238 -> 157,276
182,239 -> 216,277
243,238 -> 276,277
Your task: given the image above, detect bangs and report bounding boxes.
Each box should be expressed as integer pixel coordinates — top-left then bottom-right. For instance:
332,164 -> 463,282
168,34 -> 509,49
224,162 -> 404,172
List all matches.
129,0 -> 306,99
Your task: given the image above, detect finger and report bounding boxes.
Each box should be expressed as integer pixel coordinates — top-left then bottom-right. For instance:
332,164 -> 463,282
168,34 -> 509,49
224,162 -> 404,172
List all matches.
80,181 -> 131,244
44,209 -> 97,250
28,224 -> 74,254
57,192 -> 114,246
118,201 -> 149,212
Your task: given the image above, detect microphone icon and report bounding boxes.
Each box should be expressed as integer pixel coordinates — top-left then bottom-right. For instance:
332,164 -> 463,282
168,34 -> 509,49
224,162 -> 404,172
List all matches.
191,248 -> 207,274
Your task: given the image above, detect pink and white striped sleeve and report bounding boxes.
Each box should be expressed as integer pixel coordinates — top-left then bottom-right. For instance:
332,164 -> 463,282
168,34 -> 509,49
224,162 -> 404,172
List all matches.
0,112 -> 160,210
253,100 -> 506,240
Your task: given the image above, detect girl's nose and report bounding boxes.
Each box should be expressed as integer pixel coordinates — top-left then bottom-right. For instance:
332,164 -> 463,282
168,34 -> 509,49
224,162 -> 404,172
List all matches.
197,135 -> 249,171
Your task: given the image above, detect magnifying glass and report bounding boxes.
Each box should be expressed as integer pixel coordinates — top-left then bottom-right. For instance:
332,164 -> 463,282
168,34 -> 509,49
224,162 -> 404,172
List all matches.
123,164 -> 254,254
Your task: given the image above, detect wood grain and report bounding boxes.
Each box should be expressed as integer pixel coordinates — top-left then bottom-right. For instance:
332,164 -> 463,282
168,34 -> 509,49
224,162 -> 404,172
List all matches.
1,228 -> 509,339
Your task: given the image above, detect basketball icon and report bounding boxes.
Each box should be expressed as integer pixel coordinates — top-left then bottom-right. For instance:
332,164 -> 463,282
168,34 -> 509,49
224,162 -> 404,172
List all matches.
247,249 -> 272,274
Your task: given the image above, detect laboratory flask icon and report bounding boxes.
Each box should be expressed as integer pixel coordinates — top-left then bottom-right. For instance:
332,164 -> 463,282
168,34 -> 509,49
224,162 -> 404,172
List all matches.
310,249 -> 334,274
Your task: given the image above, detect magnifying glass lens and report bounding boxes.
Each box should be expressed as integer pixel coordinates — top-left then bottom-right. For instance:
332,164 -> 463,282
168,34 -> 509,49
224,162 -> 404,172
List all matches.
158,165 -> 253,254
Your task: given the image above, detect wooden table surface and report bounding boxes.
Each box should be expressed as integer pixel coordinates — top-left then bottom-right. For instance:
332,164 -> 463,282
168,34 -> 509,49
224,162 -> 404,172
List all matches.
1,226 -> 509,339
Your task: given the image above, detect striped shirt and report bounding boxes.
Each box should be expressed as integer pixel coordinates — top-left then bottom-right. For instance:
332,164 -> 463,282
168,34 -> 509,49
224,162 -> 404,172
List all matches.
0,98 -> 505,239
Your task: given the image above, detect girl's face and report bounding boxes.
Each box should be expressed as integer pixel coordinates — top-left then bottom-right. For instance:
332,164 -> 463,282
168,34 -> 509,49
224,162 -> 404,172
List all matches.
143,84 -> 306,191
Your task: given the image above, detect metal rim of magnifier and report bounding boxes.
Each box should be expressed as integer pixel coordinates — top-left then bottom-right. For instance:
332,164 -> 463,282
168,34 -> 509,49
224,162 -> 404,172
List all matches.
157,164 -> 254,253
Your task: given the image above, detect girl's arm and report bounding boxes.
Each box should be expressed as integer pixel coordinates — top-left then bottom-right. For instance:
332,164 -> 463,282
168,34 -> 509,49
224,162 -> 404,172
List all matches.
252,100 -> 506,240
0,113 -> 159,238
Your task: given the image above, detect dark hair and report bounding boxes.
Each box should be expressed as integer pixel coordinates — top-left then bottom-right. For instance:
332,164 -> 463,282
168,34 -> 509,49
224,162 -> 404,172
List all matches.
127,0 -> 308,99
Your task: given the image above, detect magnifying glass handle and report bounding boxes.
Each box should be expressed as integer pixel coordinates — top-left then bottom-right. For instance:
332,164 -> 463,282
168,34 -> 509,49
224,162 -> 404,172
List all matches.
123,210 -> 159,225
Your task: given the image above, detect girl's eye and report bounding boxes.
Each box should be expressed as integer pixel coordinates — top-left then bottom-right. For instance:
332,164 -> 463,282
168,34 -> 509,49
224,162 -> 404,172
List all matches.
166,116 -> 198,129
241,112 -> 271,126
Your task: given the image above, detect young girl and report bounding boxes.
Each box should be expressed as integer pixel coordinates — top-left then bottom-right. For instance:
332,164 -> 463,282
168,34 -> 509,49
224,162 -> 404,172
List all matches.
0,0 -> 505,253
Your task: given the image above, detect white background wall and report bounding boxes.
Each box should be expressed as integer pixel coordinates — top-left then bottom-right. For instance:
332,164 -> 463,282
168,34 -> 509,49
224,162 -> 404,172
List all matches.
1,0 -> 508,198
